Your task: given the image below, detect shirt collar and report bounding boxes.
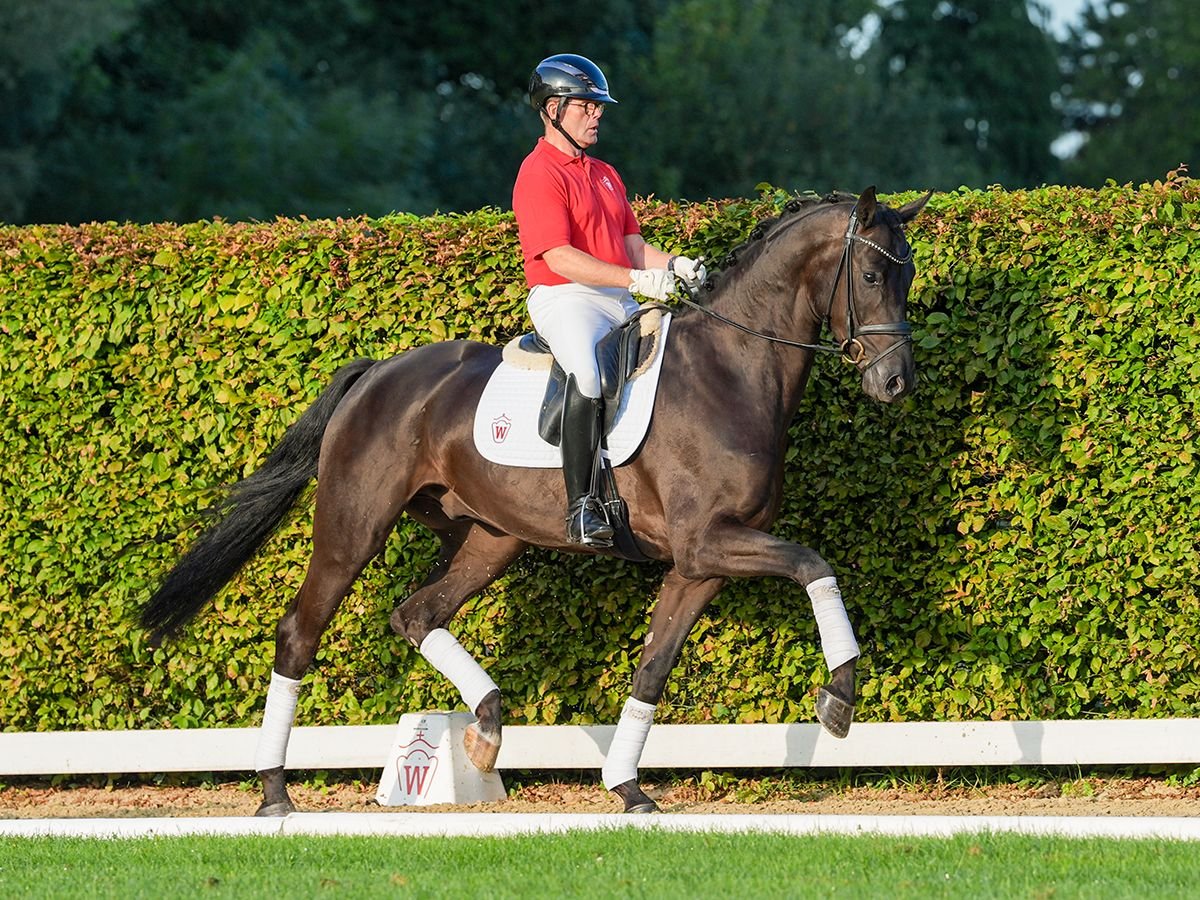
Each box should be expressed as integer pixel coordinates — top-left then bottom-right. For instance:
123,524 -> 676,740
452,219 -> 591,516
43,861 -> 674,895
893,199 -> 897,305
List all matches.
537,137 -> 588,167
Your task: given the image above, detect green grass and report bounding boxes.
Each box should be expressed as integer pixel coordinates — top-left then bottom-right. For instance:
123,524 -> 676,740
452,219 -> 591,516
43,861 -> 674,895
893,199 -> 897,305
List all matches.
0,831 -> 1195,899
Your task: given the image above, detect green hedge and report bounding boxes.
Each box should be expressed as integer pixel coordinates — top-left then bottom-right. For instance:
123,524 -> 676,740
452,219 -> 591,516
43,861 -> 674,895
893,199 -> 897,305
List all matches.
2,175 -> 1198,735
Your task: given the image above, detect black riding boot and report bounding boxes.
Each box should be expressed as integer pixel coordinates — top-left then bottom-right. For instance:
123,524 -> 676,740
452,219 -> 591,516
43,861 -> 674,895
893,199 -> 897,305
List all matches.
561,375 -> 614,547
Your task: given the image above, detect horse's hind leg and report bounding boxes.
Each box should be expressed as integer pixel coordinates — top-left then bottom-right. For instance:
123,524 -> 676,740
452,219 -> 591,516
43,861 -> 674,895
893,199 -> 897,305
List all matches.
389,509 -> 527,772
606,569 -> 726,813
256,559 -> 380,817
255,484 -> 406,817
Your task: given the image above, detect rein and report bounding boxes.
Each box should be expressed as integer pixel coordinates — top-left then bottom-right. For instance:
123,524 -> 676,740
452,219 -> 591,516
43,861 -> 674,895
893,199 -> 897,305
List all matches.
672,205 -> 913,369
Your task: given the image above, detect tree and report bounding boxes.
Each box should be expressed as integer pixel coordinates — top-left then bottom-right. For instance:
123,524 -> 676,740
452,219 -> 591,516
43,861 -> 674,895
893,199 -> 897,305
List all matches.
18,0 -> 1179,222
0,0 -> 144,221
866,0 -> 1061,188
22,0 -> 449,222
14,0 -> 658,222
352,0 -> 658,212
604,0 -> 879,200
1059,0 -> 1199,185
30,28 -> 440,222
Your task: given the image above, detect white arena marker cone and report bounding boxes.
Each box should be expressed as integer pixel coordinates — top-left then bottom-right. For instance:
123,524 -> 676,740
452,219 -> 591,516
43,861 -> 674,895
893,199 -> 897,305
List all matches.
376,711 -> 506,806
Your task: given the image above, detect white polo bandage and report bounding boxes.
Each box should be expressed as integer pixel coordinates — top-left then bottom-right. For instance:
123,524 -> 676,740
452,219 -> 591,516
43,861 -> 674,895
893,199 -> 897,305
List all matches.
419,628 -> 500,714
806,576 -> 860,671
254,670 -> 302,772
601,697 -> 656,790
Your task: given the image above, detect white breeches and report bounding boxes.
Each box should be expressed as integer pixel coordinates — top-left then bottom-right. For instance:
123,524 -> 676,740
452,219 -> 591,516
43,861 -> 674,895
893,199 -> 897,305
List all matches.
527,283 -> 640,398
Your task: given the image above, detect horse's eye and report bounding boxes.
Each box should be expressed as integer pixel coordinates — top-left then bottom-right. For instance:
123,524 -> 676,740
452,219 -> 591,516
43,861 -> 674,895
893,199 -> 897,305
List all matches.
863,271 -> 879,285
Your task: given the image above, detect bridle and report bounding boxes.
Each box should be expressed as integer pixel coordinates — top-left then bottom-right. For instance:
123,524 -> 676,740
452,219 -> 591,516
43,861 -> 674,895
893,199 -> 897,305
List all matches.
671,204 -> 914,372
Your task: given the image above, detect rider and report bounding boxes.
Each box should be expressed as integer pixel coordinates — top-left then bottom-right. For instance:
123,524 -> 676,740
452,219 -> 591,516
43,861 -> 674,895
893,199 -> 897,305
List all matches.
512,52 -> 705,547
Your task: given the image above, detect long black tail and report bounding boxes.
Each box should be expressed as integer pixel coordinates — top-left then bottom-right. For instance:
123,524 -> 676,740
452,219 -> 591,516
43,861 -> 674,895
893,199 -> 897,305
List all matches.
140,358 -> 377,644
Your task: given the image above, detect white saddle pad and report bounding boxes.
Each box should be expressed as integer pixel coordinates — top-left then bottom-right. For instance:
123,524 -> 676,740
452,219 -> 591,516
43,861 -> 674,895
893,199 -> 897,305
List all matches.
472,314 -> 672,468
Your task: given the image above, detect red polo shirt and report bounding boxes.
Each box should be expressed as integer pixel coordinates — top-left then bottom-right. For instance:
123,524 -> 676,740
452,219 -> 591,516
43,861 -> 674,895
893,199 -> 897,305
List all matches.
512,138 -> 641,288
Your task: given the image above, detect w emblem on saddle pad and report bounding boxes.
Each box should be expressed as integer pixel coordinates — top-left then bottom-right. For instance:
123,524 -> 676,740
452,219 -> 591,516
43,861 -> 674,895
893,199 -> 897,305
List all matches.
491,414 -> 512,443
472,313 -> 672,468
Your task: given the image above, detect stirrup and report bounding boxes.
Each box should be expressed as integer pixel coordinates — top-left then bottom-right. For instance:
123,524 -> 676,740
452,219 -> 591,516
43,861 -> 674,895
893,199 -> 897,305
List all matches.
566,497 -> 614,547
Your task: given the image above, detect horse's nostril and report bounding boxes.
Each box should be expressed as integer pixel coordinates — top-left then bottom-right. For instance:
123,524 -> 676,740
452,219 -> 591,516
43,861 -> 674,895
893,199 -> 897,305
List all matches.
886,375 -> 905,397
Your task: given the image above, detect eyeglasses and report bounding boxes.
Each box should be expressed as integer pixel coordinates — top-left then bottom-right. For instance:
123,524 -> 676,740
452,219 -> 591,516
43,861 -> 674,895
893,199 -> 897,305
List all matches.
571,99 -> 605,118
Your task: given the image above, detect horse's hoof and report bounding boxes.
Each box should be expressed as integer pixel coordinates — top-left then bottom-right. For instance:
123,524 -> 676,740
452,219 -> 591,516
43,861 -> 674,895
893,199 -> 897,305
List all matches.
463,722 -> 500,772
624,799 -> 660,814
611,779 -> 660,814
255,800 -> 295,818
816,686 -> 854,739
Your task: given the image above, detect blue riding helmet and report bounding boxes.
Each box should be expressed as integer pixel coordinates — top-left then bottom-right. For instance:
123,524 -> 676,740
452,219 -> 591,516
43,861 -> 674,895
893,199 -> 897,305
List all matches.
528,54 -> 618,112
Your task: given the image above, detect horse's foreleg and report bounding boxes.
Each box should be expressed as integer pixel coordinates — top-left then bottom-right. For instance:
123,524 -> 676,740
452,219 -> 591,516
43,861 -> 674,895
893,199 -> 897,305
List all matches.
389,520 -> 527,773
807,576 -> 859,738
606,569 -> 726,813
678,526 -> 860,738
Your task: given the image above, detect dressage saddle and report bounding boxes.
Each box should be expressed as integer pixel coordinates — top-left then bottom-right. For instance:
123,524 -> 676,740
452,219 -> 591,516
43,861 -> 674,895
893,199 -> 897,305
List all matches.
526,306 -> 663,446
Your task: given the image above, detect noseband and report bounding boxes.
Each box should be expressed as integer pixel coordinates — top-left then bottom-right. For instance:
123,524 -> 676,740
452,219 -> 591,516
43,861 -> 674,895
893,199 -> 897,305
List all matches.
671,206 -> 913,372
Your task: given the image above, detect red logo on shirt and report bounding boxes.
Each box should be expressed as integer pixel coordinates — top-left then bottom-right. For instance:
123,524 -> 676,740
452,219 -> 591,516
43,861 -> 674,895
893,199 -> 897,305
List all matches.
601,175 -> 615,193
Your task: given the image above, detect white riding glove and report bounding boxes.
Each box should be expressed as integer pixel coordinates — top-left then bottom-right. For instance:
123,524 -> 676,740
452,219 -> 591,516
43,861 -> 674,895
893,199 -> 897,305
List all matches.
628,268 -> 677,301
668,255 -> 707,291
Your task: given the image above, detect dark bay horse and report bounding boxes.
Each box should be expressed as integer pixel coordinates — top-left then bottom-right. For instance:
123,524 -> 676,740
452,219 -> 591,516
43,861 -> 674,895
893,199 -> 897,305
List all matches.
141,187 -> 930,815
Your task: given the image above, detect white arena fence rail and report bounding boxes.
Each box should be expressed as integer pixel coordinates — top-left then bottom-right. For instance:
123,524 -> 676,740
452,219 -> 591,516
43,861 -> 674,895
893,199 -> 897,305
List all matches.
4,719 -> 1200,777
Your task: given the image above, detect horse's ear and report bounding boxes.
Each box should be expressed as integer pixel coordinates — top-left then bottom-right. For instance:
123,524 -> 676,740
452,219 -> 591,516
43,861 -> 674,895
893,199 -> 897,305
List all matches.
897,190 -> 933,224
856,186 -> 879,227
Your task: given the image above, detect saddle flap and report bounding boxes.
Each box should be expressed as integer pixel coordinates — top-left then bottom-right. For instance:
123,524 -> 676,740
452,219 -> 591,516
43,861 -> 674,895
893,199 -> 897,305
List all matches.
537,308 -> 663,446
472,311 -> 671,470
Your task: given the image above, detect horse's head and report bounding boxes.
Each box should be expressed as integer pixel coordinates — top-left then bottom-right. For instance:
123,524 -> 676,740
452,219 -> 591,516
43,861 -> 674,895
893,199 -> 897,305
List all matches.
825,187 -> 930,403
684,187 -> 931,404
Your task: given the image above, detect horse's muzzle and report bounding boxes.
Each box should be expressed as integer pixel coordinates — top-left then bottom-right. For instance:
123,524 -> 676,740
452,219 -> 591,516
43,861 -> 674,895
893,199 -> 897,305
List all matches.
860,344 -> 915,403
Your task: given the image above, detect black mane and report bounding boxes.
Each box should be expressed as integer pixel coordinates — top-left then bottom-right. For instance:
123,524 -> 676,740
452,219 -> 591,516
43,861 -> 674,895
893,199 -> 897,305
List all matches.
698,190 -> 860,300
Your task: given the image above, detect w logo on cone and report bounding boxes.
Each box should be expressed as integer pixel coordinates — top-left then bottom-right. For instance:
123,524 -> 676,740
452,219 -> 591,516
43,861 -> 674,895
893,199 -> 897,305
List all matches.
403,761 -> 435,796
395,725 -> 439,800
376,712 -> 506,806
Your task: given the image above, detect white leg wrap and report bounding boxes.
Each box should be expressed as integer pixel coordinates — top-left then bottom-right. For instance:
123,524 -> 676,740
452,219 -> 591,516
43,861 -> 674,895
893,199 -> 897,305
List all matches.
601,697 -> 656,790
419,628 -> 500,714
254,670 -> 302,773
806,576 -> 860,672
